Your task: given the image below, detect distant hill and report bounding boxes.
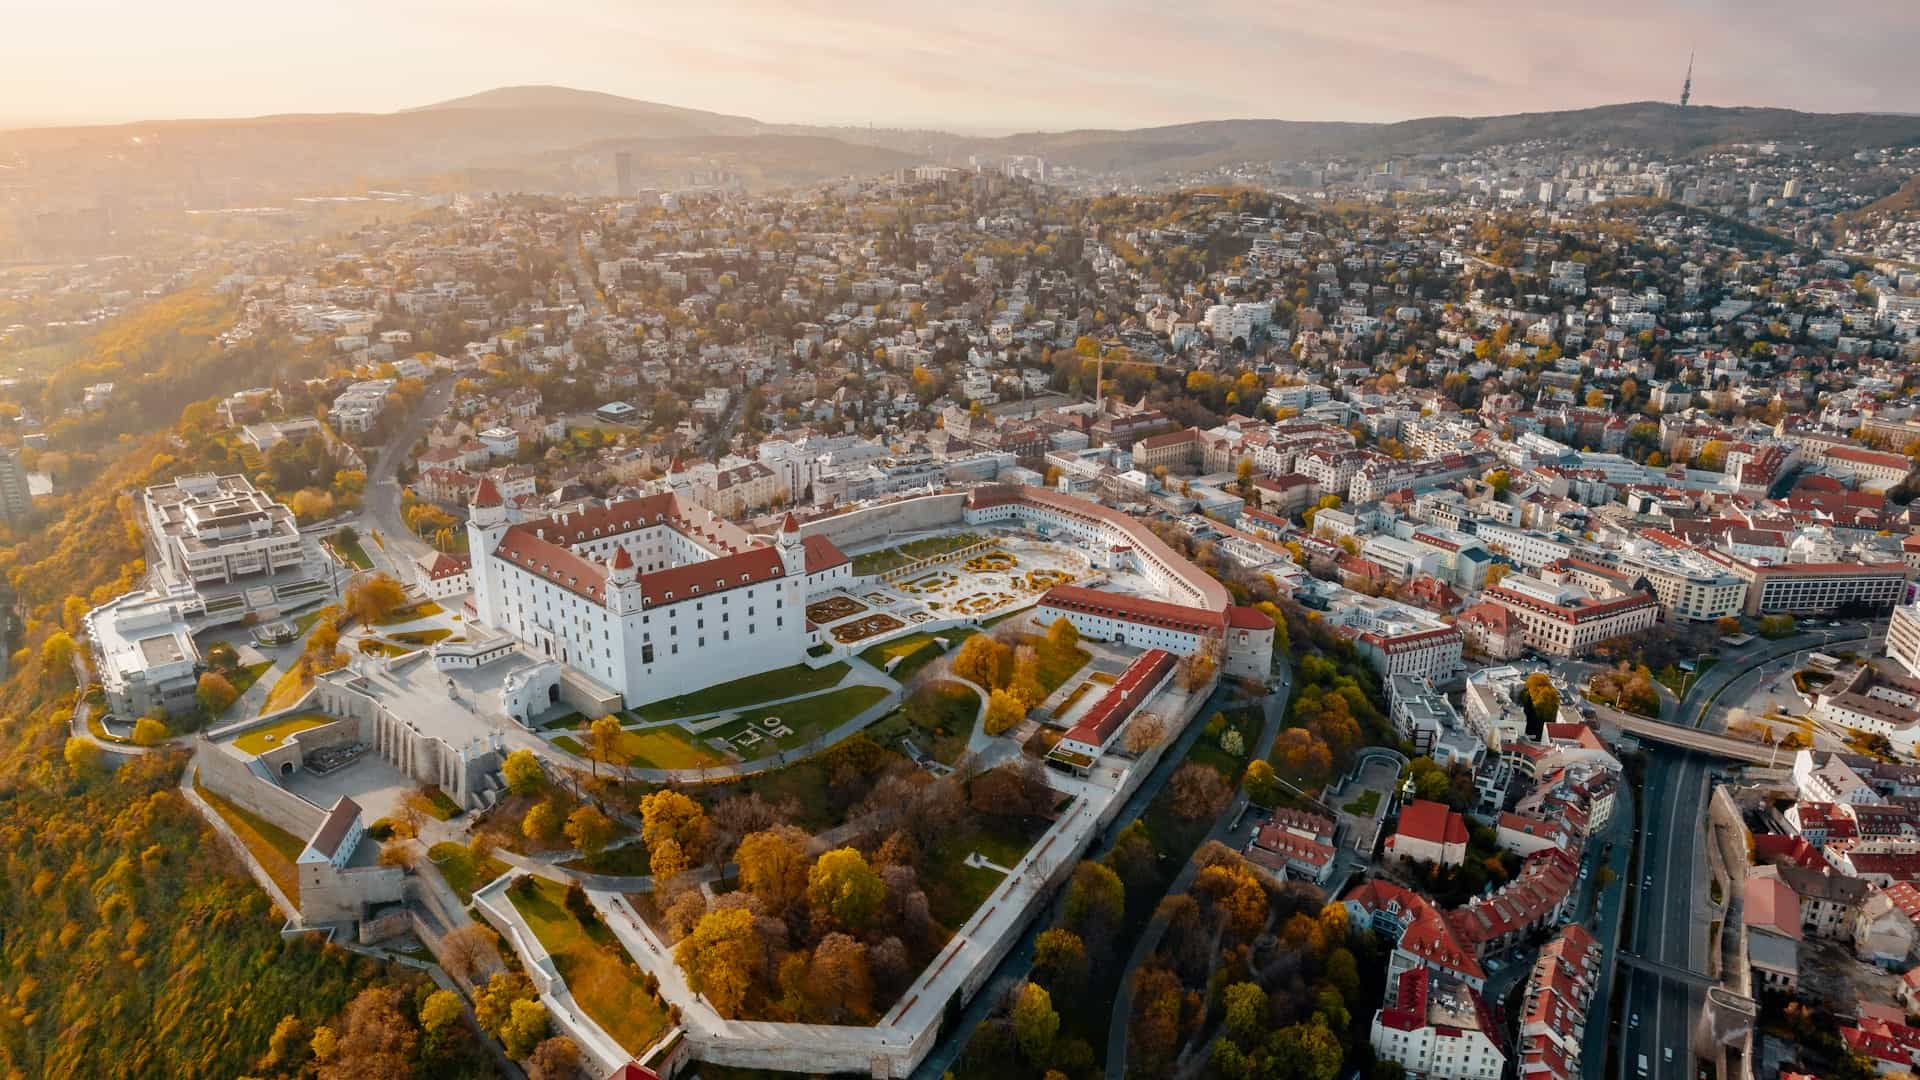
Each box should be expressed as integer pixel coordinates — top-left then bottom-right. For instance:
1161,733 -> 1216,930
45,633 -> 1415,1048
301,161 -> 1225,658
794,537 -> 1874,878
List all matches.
973,102 -> 1920,174
4,89 -> 1920,216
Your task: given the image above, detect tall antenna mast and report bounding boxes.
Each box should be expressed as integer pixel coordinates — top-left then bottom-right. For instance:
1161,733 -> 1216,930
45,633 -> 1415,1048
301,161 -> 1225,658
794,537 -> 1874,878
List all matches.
1680,51 -> 1694,108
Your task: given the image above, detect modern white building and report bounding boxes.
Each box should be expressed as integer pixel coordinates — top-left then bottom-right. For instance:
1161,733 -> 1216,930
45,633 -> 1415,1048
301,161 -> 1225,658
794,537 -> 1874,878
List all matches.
1890,603 -> 1920,681
143,474 -> 311,587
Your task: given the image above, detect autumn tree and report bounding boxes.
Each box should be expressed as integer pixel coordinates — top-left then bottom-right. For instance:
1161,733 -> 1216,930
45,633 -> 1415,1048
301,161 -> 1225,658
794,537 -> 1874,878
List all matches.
1011,982 -> 1061,1064
953,633 -> 1010,689
524,1036 -> 581,1080
1009,644 -> 1045,708
1063,860 -> 1125,947
807,847 -> 886,930
344,572 -> 408,625
735,826 -> 810,915
502,748 -> 543,796
564,805 -> 614,861
1223,981 -> 1267,1045
440,924 -> 503,985
586,714 -> 624,778
1272,727 -> 1332,782
131,716 -> 169,747
1033,928 -> 1089,994
640,789 -> 708,863
1243,759 -> 1283,807
806,933 -> 873,1023
1123,713 -> 1166,754
64,736 -> 102,779
1044,616 -> 1081,660
500,998 -> 549,1060
984,687 -> 1025,735
196,671 -> 238,714
674,907 -> 762,1017
1524,672 -> 1560,722
522,800 -> 562,844
318,984 -> 418,1080
1168,762 -> 1230,821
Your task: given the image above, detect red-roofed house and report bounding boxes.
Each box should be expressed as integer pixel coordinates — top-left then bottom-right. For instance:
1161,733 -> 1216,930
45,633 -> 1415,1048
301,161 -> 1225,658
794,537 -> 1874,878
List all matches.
1370,967 -> 1506,1080
1389,800 -> 1471,867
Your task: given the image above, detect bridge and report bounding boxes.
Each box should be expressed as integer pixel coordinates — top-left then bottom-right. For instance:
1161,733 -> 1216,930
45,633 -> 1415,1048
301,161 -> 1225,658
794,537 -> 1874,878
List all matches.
1601,710 -> 1788,766
1617,950 -> 1717,989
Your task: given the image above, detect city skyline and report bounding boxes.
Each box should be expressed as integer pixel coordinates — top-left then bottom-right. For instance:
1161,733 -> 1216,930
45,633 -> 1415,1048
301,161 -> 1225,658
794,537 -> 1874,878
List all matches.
4,0 -> 1919,133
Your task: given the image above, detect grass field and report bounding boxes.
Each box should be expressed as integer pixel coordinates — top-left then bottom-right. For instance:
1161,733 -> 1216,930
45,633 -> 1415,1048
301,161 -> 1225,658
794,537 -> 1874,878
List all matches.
554,725 -> 731,771
224,660 -> 274,704
871,680 -> 978,765
703,684 -> 891,754
632,662 -> 850,722
1024,637 -> 1090,695
326,535 -> 374,570
428,841 -> 509,903
231,712 -> 332,755
850,533 -> 983,576
1342,789 -> 1381,816
507,876 -> 670,1054
391,628 -> 454,647
420,785 -> 462,820
195,774 -> 305,902
923,815 -> 1049,931
859,629 -> 977,683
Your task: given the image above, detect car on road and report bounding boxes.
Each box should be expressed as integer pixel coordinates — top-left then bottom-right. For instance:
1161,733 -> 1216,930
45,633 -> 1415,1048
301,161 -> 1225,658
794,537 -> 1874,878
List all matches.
1637,1052 -> 1649,1077
1664,1048 -> 1674,1063
1631,1013 -> 1640,1028
1644,874 -> 1653,888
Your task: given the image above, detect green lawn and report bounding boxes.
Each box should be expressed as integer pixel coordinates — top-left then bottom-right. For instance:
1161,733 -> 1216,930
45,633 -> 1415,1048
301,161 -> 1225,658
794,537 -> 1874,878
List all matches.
562,844 -> 655,876
428,841 -> 509,903
195,773 -> 306,902
225,660 -> 274,702
633,662 -> 850,722
923,815 -> 1049,931
391,628 -> 453,647
1025,638 -> 1090,694
870,680 -> 978,765
555,725 -> 731,771
507,876 -> 670,1054
850,533 -> 983,576
1342,789 -> 1382,816
702,685 -> 891,754
231,712 -> 332,755
327,535 -> 374,570
420,785 -> 462,820
859,629 -> 977,682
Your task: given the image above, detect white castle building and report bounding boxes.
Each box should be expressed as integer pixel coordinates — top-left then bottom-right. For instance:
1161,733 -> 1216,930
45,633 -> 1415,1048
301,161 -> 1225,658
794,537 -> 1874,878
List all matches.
465,478 -> 849,710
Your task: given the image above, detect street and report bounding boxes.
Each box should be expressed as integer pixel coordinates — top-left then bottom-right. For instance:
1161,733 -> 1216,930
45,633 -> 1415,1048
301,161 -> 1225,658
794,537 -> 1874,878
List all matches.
1614,619 -> 1884,1080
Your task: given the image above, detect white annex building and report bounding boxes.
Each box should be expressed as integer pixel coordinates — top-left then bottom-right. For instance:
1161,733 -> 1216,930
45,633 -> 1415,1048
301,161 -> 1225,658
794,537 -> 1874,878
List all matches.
465,478 -> 848,710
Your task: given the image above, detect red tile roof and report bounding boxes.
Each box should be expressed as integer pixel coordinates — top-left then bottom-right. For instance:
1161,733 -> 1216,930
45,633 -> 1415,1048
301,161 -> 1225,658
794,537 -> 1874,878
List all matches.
1061,649 -> 1175,752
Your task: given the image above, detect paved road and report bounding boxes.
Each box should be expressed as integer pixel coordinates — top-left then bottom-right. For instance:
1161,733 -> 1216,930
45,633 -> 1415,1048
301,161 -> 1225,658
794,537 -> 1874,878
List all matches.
1615,619 -> 1883,1080
363,375 -> 455,571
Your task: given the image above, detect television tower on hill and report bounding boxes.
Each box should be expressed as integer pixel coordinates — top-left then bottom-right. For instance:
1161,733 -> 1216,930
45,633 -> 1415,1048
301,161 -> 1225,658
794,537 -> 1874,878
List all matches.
1680,51 -> 1694,107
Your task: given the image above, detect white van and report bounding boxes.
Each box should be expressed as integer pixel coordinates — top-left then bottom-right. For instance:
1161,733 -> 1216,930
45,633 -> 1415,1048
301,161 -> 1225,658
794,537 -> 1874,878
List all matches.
1637,1053 -> 1650,1077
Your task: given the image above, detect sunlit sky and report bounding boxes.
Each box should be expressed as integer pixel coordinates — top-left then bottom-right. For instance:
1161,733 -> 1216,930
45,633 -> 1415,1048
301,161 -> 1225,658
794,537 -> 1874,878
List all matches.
4,0 -> 1917,132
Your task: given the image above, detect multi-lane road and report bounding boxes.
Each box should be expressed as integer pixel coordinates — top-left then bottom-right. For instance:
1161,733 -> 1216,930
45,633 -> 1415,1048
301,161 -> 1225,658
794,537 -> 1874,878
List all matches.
1612,619 -> 1885,1080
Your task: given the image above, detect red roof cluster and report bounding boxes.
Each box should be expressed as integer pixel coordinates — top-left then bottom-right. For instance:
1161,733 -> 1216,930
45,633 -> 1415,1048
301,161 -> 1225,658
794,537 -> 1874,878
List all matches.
1061,649 -> 1176,753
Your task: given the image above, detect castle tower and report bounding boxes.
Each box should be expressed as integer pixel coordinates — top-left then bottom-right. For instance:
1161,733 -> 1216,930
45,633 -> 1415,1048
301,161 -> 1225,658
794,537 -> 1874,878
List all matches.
777,511 -> 806,578
606,544 -> 643,615
467,477 -> 509,628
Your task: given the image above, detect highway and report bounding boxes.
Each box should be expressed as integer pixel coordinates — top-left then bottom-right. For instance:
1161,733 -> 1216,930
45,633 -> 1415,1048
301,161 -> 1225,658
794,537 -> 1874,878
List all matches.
1614,619 -> 1882,1080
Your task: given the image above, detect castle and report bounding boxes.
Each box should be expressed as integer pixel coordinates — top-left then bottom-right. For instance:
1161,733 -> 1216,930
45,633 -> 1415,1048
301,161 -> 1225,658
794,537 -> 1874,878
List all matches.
465,477 -> 851,709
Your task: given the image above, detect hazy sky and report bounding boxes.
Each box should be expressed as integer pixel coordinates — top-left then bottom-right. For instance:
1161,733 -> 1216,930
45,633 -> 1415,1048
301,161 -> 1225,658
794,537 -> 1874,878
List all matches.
5,0 -> 1918,132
